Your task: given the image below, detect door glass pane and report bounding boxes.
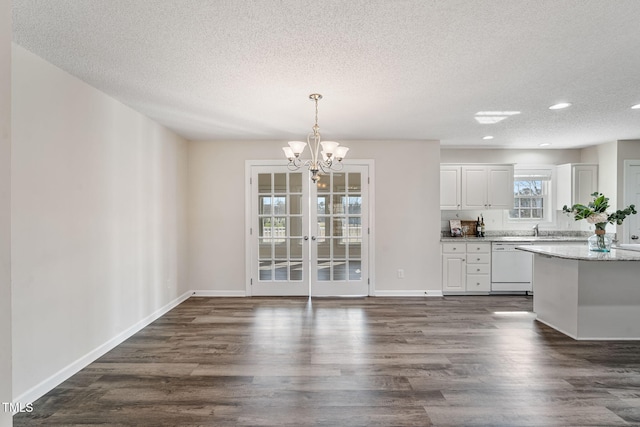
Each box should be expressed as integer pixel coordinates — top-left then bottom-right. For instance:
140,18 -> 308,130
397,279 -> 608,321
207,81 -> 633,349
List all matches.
275,262 -> 287,280
348,173 -> 361,191
317,195 -> 330,214
317,238 -> 330,258
259,196 -> 272,215
333,195 -> 346,214
259,239 -> 272,258
274,240 -> 287,258
290,238 -> 302,258
290,195 -> 302,215
290,173 -> 303,193
258,174 -> 271,193
274,173 -> 286,192
333,218 -> 345,237
334,261 -> 346,280
317,176 -> 330,193
317,260 -> 330,281
333,238 -> 346,258
317,216 -> 330,239
349,261 -> 361,280
348,196 -> 362,214
333,173 -> 345,192
259,218 -> 271,237
348,242 -> 361,258
290,217 -> 302,236
290,262 -> 302,281
259,261 -> 272,280
348,217 -> 362,238
273,197 -> 286,215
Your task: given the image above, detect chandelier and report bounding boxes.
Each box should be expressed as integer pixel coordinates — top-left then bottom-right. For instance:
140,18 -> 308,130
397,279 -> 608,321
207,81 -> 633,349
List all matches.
282,93 -> 349,183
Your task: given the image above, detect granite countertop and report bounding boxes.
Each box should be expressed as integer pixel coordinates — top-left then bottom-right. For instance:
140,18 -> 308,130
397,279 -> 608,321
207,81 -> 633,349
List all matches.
440,235 -> 587,243
516,244 -> 640,261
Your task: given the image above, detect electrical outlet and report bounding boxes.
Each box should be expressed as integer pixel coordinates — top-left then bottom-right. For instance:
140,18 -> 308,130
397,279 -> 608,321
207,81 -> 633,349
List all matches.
397,269 -> 405,279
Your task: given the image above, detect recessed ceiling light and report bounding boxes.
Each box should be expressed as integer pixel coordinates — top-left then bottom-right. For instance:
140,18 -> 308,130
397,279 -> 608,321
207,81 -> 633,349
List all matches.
549,102 -> 572,110
475,116 -> 507,124
482,136 -> 494,140
539,143 -> 551,147
476,111 -> 521,116
631,104 -> 640,109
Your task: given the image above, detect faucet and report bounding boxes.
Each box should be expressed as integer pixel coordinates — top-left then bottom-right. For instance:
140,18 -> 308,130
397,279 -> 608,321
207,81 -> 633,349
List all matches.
533,223 -> 539,237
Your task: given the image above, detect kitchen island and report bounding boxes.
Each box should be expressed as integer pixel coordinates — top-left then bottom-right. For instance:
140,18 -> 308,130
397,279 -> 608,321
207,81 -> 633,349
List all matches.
517,244 -> 640,340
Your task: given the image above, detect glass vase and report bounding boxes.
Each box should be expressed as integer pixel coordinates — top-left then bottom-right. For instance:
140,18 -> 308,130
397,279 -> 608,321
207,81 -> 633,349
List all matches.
588,230 -> 612,252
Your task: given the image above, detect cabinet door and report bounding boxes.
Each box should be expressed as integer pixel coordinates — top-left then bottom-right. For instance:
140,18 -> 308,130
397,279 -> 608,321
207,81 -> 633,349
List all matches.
440,166 -> 461,210
487,165 -> 514,209
461,166 -> 488,209
574,165 -> 597,206
442,254 -> 466,292
556,164 -> 598,208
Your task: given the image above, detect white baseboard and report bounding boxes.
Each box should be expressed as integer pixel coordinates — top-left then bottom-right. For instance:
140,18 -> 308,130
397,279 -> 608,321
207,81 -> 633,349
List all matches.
374,290 -> 443,297
13,290 -> 193,406
191,290 -> 246,297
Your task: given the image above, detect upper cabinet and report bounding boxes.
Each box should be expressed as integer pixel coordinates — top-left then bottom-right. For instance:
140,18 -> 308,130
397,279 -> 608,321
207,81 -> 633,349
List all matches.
440,165 -> 462,210
441,164 -> 514,210
555,163 -> 598,208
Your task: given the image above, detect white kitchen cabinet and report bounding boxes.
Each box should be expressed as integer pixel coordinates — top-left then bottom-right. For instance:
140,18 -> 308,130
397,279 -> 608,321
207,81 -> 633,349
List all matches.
440,165 -> 462,210
555,163 -> 598,209
441,242 -> 491,294
460,165 -> 514,210
441,243 -> 466,292
465,242 -> 491,292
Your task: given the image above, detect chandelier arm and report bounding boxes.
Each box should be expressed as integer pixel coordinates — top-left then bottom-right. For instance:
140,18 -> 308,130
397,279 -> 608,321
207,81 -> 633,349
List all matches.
330,160 -> 343,171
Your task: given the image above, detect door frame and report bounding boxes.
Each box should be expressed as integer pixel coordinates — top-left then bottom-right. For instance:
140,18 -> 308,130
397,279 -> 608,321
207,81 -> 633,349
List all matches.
623,159 -> 640,244
244,159 -> 375,297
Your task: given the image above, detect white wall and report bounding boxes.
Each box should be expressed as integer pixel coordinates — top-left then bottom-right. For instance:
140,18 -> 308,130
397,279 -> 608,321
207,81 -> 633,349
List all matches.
188,139 -> 441,295
0,0 -> 12,425
11,45 -> 189,401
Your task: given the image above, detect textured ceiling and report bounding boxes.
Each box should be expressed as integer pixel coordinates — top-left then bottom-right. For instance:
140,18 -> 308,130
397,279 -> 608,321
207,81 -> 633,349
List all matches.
11,0 -> 640,148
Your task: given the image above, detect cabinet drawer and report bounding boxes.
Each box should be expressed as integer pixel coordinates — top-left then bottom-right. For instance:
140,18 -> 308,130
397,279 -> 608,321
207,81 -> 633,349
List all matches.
467,264 -> 490,274
466,253 -> 490,264
466,274 -> 490,292
442,243 -> 466,253
466,243 -> 491,253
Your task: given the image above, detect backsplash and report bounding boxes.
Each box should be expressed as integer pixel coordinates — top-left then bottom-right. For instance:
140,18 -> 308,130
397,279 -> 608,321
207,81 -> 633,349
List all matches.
440,208 -> 596,236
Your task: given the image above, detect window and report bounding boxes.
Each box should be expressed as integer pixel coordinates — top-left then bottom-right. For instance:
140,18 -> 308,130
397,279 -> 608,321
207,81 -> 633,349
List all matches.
509,168 -> 552,220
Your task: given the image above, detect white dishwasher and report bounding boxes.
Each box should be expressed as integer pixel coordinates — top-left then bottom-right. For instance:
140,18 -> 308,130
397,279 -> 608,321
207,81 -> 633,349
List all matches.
491,242 -> 533,293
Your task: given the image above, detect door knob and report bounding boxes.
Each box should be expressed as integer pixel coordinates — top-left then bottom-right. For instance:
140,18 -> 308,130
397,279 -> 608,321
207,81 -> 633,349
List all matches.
304,236 -> 309,241
632,235 -> 639,240
311,236 -> 317,241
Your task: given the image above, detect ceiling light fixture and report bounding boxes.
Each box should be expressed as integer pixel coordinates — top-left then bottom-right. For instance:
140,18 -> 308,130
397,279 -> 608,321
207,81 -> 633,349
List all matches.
474,111 -> 521,124
282,94 -> 348,183
549,102 -> 572,110
631,104 -> 640,109
539,143 -> 551,147
482,136 -> 494,140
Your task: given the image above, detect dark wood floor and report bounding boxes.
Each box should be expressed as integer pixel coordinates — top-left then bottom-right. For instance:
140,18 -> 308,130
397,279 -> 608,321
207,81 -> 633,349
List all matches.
14,296 -> 640,426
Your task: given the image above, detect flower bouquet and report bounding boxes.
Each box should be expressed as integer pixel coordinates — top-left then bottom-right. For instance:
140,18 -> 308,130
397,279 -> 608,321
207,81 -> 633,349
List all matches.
562,192 -> 637,252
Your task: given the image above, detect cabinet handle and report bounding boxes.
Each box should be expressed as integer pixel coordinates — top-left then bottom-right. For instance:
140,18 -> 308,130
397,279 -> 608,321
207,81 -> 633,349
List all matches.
476,268 -> 480,272
476,257 -> 480,261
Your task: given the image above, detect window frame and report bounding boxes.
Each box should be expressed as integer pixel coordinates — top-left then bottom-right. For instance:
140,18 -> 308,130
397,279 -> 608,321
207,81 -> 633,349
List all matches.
507,166 -> 553,224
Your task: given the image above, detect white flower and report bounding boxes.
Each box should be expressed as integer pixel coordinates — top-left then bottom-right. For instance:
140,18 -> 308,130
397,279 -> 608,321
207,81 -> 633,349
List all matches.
586,212 -> 609,224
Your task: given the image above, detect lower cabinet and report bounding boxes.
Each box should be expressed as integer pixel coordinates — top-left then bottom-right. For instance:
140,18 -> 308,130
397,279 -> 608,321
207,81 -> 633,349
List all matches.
442,242 -> 491,294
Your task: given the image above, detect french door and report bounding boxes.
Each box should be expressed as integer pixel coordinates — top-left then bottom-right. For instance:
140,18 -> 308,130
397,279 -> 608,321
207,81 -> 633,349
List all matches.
247,163 -> 369,296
